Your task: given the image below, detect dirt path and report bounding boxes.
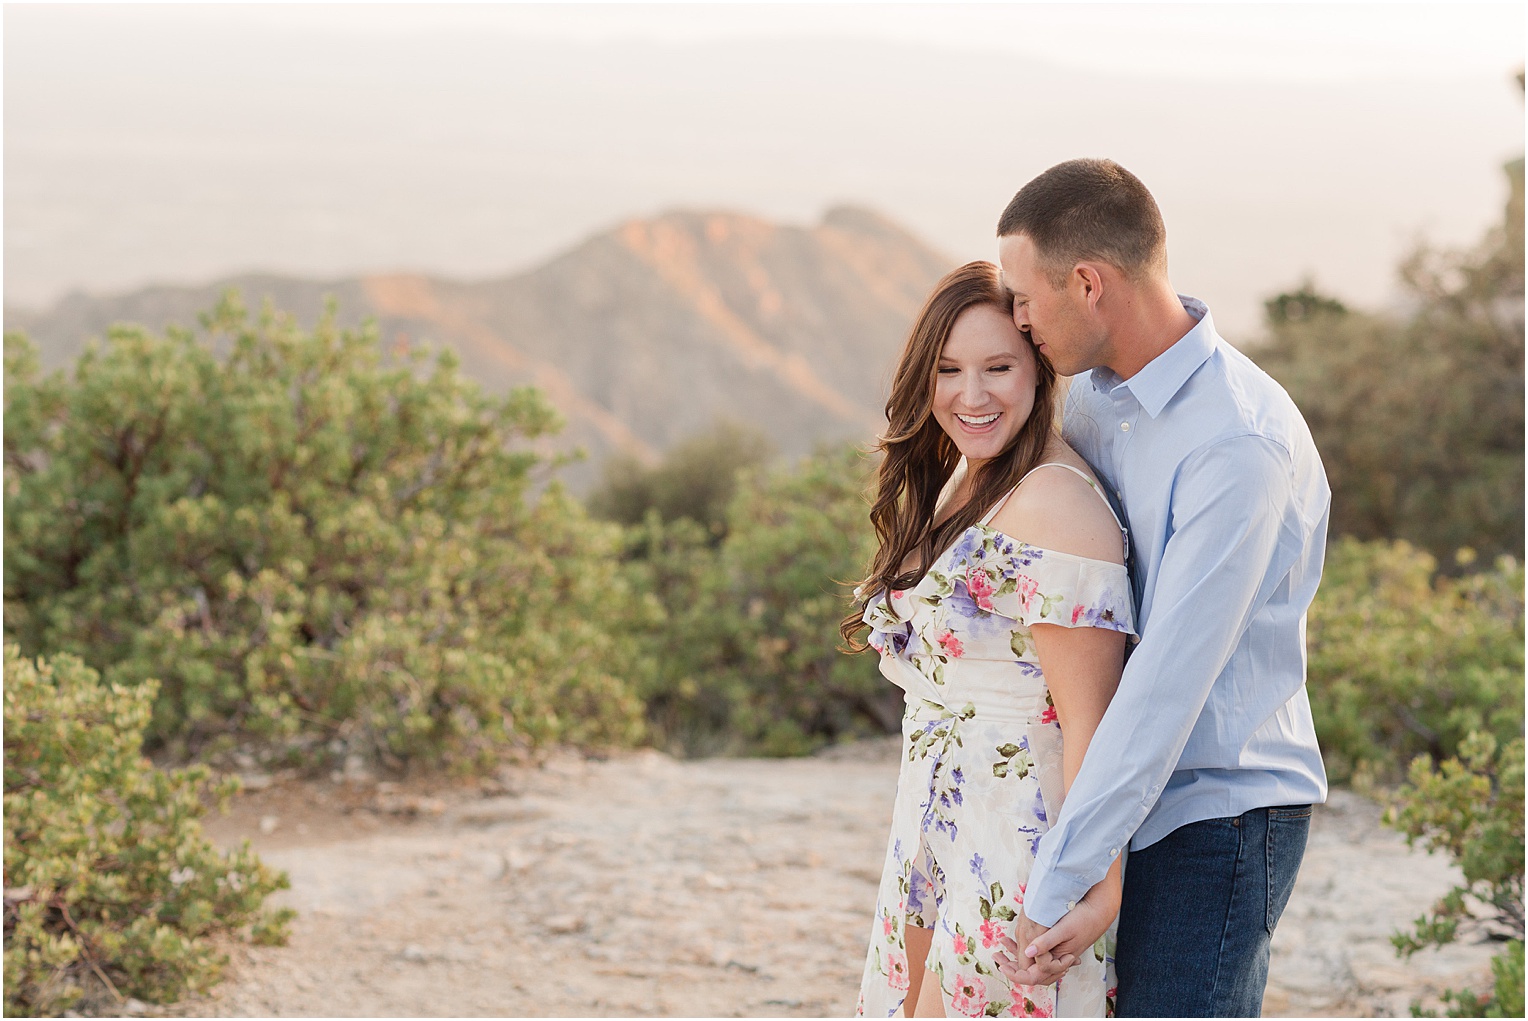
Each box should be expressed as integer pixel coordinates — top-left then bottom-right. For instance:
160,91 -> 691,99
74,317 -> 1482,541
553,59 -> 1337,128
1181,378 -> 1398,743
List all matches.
193,742 -> 1496,1017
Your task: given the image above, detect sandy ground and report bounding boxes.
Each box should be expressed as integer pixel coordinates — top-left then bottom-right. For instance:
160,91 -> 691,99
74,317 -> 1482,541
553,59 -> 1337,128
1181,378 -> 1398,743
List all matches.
186,741 -> 1498,1018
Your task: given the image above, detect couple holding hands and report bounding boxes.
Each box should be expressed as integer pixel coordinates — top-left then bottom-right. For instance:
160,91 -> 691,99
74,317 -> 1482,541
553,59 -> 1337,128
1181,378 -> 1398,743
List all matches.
848,159 -> 1329,1018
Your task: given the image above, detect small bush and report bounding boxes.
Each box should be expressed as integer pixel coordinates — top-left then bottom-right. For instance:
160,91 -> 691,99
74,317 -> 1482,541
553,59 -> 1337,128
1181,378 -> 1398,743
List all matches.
1307,538 -> 1524,783
624,443 -> 895,756
1386,733 -> 1524,1017
588,420 -> 775,540
3,645 -> 293,1016
4,296 -> 648,770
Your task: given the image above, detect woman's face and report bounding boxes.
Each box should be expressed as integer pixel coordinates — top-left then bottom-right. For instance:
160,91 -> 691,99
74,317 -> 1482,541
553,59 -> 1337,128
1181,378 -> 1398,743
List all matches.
932,303 -> 1039,467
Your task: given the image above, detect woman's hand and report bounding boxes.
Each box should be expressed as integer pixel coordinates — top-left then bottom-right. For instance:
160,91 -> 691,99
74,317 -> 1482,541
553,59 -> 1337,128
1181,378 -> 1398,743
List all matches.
994,879 -> 1118,986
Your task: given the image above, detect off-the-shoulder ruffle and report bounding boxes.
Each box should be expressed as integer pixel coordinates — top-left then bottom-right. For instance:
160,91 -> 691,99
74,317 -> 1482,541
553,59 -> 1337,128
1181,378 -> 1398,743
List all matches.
956,524 -> 1135,635
902,524 -> 1136,638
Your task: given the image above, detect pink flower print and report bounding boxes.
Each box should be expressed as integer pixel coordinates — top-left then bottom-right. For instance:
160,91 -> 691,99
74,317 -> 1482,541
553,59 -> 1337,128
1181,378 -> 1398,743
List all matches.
1039,706 -> 1058,725
966,568 -> 996,611
1071,603 -> 1085,625
938,630 -> 965,658
952,932 -> 970,955
949,973 -> 988,1017
1013,883 -> 1026,906
886,950 -> 910,991
1005,996 -> 1053,1018
883,915 -> 895,937
979,918 -> 1004,949
1014,574 -> 1040,613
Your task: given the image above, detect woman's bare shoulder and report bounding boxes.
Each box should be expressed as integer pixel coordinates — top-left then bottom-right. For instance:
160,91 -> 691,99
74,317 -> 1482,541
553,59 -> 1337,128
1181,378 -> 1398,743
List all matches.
987,453 -> 1125,566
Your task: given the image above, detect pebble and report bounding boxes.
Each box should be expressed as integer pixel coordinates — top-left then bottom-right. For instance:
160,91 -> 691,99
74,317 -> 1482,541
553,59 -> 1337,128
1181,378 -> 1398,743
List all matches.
258,815 -> 279,835
545,913 -> 586,935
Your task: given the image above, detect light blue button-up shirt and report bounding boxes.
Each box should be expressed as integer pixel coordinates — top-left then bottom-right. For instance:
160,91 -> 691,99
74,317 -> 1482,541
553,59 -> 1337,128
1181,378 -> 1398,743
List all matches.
1024,296 -> 1330,927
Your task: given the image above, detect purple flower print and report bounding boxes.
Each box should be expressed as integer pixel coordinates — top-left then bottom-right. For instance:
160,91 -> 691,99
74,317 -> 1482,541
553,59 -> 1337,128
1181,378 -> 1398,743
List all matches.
907,866 -> 928,917
946,580 -> 984,621
1014,820 -> 1043,857
997,543 -> 1046,580
949,527 -> 984,567
969,852 -> 991,887
1070,601 -> 1128,632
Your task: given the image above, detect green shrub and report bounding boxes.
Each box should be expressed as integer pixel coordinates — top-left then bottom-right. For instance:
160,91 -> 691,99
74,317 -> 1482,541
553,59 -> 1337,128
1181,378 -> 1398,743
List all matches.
1307,538 -> 1524,783
3,645 -> 293,1016
4,295 -> 647,770
588,420 -> 775,541
1386,733 -> 1525,1017
622,443 -> 894,756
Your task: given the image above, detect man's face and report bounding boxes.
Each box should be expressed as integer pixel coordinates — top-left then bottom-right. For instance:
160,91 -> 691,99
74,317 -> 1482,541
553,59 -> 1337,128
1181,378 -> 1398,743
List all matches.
998,233 -> 1104,377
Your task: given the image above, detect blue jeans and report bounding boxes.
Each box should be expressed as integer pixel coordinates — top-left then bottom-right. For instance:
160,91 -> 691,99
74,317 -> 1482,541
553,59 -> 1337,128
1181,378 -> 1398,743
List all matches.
1114,805 -> 1311,1017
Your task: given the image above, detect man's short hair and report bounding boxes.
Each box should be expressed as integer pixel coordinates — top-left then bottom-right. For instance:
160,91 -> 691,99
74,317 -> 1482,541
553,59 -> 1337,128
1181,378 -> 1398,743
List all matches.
996,158 -> 1167,285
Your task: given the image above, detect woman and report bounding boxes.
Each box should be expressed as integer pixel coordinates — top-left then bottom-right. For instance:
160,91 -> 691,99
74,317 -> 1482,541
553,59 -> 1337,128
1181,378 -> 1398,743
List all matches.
845,261 -> 1134,1018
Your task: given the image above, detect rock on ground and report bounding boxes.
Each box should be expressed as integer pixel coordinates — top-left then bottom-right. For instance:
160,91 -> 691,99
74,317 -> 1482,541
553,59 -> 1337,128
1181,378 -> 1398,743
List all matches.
187,741 -> 1495,1017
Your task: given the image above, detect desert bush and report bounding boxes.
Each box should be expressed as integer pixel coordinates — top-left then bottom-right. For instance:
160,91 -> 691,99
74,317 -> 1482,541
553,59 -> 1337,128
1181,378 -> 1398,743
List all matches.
1387,732 -> 1524,1017
588,420 -> 775,541
3,645 -> 293,1016
1306,538 -> 1524,784
622,443 -> 893,756
4,294 -> 647,770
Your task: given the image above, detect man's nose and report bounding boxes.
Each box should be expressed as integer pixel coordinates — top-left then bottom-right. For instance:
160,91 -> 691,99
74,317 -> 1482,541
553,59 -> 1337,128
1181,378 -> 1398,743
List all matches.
1012,305 -> 1029,329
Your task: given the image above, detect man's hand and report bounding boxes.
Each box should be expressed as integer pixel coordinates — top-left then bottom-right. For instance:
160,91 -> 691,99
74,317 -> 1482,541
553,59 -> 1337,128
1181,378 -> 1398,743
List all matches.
993,910 -> 1076,987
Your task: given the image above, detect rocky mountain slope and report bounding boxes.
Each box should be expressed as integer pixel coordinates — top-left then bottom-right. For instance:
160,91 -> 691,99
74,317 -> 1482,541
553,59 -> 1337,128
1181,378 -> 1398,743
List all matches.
5,207 -> 955,487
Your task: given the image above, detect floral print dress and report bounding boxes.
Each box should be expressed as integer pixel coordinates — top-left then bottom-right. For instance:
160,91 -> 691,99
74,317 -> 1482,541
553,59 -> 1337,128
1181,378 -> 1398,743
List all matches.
856,463 -> 1136,1019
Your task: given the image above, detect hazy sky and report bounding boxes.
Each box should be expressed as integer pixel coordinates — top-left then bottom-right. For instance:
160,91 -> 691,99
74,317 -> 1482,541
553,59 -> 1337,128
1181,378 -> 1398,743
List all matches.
5,3 -> 1524,337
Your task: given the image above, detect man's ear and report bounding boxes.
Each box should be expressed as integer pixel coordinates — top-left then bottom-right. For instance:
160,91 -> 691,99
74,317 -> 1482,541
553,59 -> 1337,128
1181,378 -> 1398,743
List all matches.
1073,262 -> 1107,313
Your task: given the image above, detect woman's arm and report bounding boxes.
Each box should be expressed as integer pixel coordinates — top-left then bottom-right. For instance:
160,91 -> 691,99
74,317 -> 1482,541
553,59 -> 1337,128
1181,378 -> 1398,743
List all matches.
1029,620 -> 1126,942
986,459 -> 1130,979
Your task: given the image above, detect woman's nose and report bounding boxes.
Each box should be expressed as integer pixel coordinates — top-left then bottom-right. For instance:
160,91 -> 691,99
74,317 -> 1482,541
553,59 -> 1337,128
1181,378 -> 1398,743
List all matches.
963,373 -> 988,405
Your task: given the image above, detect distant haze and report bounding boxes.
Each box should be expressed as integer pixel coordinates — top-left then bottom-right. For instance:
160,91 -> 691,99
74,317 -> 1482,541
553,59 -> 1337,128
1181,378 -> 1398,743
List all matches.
4,4 -> 1523,338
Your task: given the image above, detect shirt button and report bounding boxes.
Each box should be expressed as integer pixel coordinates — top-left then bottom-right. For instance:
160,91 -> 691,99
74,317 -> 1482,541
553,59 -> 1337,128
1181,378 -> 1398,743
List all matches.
1115,490 -> 1123,500
1109,847 -> 1119,857
1066,899 -> 1078,911
1120,422 -> 1131,433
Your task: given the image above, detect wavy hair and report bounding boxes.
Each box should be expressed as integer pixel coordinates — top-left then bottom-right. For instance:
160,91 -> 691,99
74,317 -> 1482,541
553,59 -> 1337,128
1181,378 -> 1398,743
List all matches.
841,261 -> 1058,649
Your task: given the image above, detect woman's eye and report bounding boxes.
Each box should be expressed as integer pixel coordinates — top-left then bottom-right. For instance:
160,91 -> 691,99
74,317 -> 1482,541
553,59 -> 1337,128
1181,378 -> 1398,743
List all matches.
937,367 -> 959,375
988,364 -> 1012,373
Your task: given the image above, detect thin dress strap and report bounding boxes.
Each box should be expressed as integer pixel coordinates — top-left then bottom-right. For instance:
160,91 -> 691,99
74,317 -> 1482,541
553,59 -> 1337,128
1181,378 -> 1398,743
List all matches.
979,462 -> 1130,559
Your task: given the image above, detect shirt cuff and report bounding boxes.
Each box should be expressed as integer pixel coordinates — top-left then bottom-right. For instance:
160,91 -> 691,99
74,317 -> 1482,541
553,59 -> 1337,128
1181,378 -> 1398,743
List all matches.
1023,868 -> 1093,928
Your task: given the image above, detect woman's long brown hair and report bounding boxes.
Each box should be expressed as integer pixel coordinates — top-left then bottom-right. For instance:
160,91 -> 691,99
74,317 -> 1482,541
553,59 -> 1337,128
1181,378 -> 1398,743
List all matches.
840,260 -> 1058,650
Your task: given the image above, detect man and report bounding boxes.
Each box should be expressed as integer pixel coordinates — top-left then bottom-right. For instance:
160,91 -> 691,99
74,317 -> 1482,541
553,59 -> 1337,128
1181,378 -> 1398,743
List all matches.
991,159 -> 1330,1017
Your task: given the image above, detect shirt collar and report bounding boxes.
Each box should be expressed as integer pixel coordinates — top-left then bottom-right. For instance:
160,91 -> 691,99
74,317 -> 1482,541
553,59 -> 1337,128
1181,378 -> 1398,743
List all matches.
1089,295 -> 1218,418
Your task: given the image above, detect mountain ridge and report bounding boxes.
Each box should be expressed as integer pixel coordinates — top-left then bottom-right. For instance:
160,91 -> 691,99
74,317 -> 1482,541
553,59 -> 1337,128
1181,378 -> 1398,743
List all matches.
5,205 -> 956,487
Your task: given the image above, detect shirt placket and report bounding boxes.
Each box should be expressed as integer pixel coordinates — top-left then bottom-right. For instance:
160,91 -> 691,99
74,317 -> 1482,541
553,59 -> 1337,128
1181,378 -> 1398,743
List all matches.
1110,389 -> 1140,501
